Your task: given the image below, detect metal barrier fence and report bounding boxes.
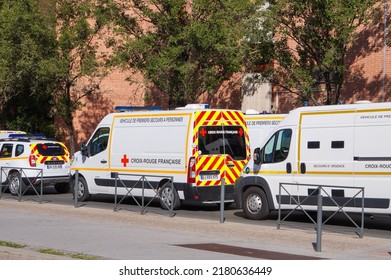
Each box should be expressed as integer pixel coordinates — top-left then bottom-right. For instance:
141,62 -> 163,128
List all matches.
72,170 -> 230,222
277,183 -> 365,252
0,166 -> 44,203
73,170 -> 176,217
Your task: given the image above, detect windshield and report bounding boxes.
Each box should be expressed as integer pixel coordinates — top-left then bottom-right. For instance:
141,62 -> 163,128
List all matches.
198,126 -> 247,160
35,143 -> 66,156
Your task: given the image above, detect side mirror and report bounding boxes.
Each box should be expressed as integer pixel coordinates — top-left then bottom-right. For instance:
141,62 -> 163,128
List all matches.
80,142 -> 88,157
253,147 -> 262,165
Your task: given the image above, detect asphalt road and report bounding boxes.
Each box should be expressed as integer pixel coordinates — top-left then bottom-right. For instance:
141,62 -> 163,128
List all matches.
3,186 -> 391,239
1,186 -> 391,263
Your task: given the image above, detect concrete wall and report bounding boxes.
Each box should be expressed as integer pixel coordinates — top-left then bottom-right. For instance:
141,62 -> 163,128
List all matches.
241,74 -> 272,113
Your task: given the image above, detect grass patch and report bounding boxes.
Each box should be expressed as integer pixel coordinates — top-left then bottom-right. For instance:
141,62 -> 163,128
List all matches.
1,241 -> 100,260
38,248 -> 66,256
0,240 -> 26,249
38,248 -> 98,260
70,253 -> 98,260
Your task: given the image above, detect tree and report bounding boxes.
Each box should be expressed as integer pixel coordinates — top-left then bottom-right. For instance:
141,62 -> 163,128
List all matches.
110,0 -> 261,109
52,0 -> 115,154
246,0 -> 381,106
0,0 -> 58,134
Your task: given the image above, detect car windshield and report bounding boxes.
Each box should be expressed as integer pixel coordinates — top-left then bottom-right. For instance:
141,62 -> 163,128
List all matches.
35,143 -> 66,156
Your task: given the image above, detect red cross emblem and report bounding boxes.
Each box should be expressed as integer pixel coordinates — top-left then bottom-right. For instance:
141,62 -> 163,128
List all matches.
200,128 -> 207,137
238,128 -> 244,136
121,154 -> 129,167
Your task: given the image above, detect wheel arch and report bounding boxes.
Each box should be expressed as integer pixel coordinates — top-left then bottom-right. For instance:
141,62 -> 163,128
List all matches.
235,176 -> 275,210
158,178 -> 181,210
3,169 -> 21,183
157,178 -> 172,190
70,172 -> 87,186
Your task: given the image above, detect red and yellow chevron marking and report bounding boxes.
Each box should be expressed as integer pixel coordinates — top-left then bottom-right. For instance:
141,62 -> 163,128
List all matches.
192,110 -> 250,187
29,143 -> 70,164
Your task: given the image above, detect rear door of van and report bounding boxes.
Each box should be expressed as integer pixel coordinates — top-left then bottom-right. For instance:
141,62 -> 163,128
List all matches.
194,110 -> 250,187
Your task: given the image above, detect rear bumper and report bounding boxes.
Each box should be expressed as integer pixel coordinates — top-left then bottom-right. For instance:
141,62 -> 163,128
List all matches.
181,183 -> 235,203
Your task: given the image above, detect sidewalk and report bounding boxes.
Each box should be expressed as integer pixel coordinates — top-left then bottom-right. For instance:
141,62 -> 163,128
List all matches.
0,199 -> 390,260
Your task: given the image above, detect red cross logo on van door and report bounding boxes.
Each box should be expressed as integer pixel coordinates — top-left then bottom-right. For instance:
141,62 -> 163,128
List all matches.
200,128 -> 207,137
121,154 -> 129,167
238,128 -> 244,136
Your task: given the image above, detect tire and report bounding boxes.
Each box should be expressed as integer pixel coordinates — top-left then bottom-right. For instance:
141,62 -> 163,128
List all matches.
8,172 -> 26,196
159,182 -> 181,210
72,176 -> 91,201
54,182 -> 70,194
242,186 -> 270,220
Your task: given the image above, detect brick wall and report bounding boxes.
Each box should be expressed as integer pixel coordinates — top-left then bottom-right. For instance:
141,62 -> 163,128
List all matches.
66,1 -> 391,149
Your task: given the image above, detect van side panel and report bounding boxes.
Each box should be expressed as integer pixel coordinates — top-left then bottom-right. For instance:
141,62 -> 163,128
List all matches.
298,111 -> 355,187
353,109 -> 391,211
108,112 -> 192,198
110,113 -> 191,174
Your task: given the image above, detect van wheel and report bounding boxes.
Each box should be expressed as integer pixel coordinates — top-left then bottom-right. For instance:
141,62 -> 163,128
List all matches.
8,172 -> 26,196
73,176 -> 91,201
54,182 -> 70,194
243,187 -> 270,220
159,182 -> 181,210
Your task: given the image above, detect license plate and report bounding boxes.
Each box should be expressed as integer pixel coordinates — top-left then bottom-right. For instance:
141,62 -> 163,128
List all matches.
200,174 -> 220,181
46,165 -> 62,169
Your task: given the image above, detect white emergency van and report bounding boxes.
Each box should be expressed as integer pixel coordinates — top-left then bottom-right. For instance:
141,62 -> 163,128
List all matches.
71,105 -> 250,209
235,102 -> 391,219
244,111 -> 286,151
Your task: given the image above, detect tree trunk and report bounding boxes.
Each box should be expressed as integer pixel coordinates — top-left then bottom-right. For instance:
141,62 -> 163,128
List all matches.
65,80 -> 76,155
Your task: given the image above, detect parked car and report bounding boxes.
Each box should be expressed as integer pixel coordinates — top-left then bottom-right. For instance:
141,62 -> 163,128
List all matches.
0,135 -> 71,195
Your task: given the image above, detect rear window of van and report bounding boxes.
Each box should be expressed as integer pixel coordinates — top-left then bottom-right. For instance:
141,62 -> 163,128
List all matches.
35,143 -> 66,156
198,126 -> 247,160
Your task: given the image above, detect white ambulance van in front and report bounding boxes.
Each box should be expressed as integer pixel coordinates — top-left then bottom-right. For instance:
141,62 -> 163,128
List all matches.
71,105 -> 250,209
235,102 -> 391,219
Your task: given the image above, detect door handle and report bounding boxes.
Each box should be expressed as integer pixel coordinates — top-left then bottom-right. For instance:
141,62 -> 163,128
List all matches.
300,162 -> 306,174
286,162 -> 292,174
101,160 -> 107,164
227,164 -> 235,168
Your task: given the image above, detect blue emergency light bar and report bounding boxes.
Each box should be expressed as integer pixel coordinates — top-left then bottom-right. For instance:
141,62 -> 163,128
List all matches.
8,133 -> 46,138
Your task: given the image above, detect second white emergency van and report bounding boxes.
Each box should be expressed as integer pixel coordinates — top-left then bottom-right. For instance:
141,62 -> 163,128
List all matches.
244,111 -> 286,151
235,102 -> 391,219
71,106 -> 250,209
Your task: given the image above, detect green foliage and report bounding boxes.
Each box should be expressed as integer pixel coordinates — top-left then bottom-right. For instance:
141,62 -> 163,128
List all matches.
53,0 -> 115,153
0,0 -> 58,135
0,0 -> 115,151
111,0 -> 260,108
246,0 -> 381,106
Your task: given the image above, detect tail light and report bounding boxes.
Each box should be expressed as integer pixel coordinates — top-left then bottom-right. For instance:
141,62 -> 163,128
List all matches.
29,154 -> 37,167
187,157 -> 196,183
